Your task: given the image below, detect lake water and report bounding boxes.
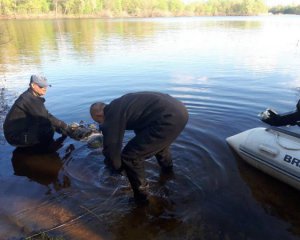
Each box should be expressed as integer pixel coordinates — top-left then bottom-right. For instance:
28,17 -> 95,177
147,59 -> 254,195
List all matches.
1,16 -> 300,240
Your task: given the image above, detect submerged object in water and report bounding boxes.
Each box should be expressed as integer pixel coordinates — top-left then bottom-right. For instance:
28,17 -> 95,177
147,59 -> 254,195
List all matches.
226,127 -> 300,190
86,133 -> 103,149
68,122 -> 103,148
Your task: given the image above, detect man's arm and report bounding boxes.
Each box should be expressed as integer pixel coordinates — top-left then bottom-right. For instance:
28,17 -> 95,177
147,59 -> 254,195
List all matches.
261,109 -> 300,126
48,112 -> 68,132
102,122 -> 126,171
19,94 -> 69,134
101,104 -> 127,171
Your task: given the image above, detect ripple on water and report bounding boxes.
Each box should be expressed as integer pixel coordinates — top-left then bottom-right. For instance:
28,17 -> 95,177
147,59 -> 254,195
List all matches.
61,123 -> 227,227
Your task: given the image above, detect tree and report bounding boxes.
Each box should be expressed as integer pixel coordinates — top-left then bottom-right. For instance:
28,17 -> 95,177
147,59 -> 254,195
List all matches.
0,0 -> 14,15
168,0 -> 184,14
0,0 -> 269,17
15,0 -> 49,14
155,0 -> 168,12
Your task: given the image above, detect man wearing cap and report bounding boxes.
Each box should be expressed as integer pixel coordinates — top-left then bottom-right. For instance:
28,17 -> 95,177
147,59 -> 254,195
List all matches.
90,92 -> 189,203
3,75 -> 70,150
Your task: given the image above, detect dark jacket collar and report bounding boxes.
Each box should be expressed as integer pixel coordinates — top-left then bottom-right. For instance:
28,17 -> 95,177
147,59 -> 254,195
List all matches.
27,88 -> 45,102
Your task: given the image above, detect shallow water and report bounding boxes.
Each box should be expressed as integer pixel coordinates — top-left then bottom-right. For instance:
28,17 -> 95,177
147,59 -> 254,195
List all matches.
1,16 -> 300,240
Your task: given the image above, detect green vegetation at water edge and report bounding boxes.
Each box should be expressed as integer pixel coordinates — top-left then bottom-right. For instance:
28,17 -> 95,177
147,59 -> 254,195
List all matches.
269,5 -> 300,15
0,0 -> 268,17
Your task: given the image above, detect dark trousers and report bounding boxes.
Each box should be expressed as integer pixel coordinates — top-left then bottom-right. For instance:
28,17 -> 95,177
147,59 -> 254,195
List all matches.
121,108 -> 188,198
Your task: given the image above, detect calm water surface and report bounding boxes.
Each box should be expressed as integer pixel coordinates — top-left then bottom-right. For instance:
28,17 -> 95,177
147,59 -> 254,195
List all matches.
1,16 -> 300,240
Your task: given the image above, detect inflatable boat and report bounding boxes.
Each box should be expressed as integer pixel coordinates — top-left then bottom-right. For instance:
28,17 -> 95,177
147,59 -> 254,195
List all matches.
226,127 -> 300,190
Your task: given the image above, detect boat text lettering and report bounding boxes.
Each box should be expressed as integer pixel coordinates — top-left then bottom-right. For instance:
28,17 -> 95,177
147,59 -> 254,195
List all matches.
284,154 -> 300,167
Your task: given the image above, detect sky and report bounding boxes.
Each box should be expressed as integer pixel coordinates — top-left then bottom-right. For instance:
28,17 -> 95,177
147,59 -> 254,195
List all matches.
182,0 -> 300,6
265,0 -> 300,6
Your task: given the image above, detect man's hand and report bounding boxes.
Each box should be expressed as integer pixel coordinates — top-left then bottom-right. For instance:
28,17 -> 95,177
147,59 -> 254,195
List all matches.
57,122 -> 96,141
260,108 -> 279,126
55,121 -> 69,136
68,126 -> 93,140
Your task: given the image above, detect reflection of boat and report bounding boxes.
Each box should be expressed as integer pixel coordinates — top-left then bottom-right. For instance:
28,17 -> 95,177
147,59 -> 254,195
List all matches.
226,127 -> 300,190
235,150 -> 300,238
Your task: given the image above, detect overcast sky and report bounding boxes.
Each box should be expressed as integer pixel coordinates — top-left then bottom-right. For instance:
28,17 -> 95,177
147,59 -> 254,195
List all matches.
182,0 -> 300,6
265,0 -> 300,6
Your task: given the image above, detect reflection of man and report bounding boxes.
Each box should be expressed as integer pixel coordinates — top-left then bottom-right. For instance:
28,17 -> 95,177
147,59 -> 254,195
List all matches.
90,92 -> 189,203
3,75 -> 70,150
11,145 -> 70,188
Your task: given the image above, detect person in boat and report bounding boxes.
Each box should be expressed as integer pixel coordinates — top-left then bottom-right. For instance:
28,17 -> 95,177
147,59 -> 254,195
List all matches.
3,75 -> 81,151
260,100 -> 300,126
90,92 -> 189,203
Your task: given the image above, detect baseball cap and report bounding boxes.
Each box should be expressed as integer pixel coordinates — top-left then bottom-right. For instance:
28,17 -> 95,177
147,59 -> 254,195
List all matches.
30,75 -> 52,88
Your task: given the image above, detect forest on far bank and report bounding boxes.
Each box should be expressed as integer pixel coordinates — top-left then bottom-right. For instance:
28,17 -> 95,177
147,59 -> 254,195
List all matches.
269,5 -> 300,15
0,0 -> 299,18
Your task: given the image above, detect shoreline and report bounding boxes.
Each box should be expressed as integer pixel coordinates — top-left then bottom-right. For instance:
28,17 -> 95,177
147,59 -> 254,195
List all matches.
1,11 -> 191,20
0,13 -> 298,20
0,12 -> 281,20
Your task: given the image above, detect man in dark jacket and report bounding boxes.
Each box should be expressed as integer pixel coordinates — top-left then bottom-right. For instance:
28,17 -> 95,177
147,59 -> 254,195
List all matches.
3,75 -> 69,150
261,100 -> 300,126
90,92 -> 189,203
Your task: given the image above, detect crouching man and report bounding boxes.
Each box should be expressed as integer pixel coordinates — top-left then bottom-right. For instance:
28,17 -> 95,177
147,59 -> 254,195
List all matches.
90,91 -> 189,203
3,75 -> 70,151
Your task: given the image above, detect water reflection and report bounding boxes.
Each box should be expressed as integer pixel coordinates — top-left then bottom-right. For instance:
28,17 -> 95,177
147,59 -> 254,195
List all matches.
202,19 -> 262,29
11,145 -> 71,192
0,87 -> 10,145
111,198 -> 181,240
235,154 -> 300,237
0,19 -> 159,67
2,17 -> 294,77
1,16 -> 300,239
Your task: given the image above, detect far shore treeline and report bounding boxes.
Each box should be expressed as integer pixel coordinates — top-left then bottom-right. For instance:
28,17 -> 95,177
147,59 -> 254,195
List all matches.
0,0 -> 299,19
0,0 -> 292,18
